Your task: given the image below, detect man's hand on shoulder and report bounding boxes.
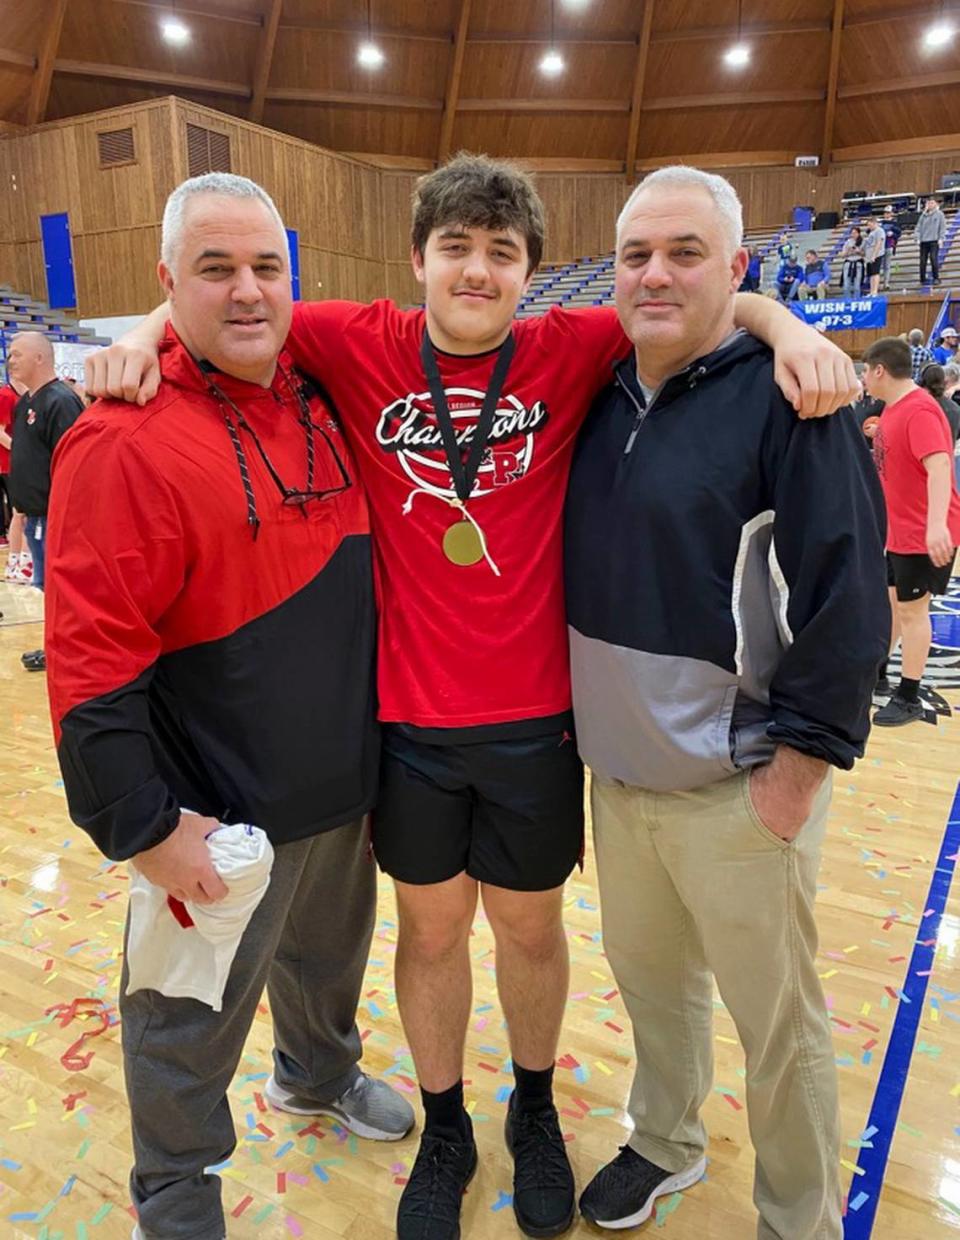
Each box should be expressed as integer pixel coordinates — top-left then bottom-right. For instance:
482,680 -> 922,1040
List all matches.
772,321 -> 859,420
733,292 -> 858,418
132,812 -> 229,903
85,342 -> 161,407
84,303 -> 170,406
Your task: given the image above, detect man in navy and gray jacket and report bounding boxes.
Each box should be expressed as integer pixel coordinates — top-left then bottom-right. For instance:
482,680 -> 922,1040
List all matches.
566,166 -> 889,1240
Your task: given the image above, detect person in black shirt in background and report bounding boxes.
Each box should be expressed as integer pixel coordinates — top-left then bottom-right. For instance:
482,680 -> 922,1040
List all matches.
6,331 -> 84,671
852,362 -> 884,450
919,362 -> 960,444
881,206 -> 902,291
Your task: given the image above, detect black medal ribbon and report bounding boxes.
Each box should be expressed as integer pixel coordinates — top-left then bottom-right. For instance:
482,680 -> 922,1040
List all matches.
420,327 -> 516,505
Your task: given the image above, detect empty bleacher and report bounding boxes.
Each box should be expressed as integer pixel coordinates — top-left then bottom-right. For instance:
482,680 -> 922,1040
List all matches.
0,284 -> 111,368
517,253 -> 615,316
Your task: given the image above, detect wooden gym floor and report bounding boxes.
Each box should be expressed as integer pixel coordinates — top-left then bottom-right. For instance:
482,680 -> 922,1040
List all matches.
0,575 -> 959,1240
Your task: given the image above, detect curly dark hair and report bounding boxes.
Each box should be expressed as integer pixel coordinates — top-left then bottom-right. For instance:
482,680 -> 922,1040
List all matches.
411,152 -> 545,274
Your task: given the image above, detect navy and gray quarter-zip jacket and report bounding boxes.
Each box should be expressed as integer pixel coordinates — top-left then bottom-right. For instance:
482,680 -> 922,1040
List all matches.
564,331 -> 890,793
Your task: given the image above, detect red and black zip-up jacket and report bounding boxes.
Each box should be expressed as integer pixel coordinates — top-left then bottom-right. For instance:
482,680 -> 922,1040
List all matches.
45,328 -> 379,861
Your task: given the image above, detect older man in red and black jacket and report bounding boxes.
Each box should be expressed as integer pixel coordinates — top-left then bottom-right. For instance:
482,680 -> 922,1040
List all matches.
44,173 -> 412,1240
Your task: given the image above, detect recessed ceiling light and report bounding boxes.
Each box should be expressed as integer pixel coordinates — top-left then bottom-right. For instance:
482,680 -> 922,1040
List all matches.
724,44 -> 750,67
540,49 -> 565,75
924,22 -> 955,49
160,18 -> 190,45
357,41 -> 385,68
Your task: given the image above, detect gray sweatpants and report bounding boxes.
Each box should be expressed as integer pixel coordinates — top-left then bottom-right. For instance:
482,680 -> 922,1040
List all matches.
121,820 -> 376,1240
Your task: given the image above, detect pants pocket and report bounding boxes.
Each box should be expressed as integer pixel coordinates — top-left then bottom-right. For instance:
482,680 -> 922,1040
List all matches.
740,771 -> 793,851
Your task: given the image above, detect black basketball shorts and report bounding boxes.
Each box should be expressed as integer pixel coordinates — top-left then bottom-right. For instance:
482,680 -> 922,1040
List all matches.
371,724 -> 585,892
887,550 -> 955,602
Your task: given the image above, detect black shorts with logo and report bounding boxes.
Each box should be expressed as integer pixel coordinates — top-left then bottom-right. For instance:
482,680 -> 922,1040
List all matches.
887,550 -> 955,602
865,257 -> 883,278
372,717 -> 584,892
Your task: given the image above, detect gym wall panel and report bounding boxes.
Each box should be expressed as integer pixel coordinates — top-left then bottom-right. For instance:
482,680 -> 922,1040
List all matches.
74,109 -> 172,231
537,175 -> 580,265
271,26 -> 448,97
470,0 -> 640,38
384,261 -> 420,308
280,0 -> 457,31
0,1 -> 46,126
262,101 -> 441,162
60,0 -> 258,86
454,113 -> 628,164
72,226 -> 162,317
637,103 -> 824,163
459,42 -> 636,103
0,241 -> 45,306
174,99 -> 386,264
651,0 -> 830,30
644,33 -> 830,99
0,99 -> 171,312
45,78 -> 250,125
834,90 -> 960,151
381,172 -> 419,262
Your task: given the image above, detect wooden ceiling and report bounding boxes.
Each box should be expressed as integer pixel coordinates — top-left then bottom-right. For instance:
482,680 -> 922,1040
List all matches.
1,0 -> 959,170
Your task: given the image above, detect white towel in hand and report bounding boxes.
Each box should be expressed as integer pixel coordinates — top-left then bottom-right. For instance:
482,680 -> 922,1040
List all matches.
125,820 -> 274,1012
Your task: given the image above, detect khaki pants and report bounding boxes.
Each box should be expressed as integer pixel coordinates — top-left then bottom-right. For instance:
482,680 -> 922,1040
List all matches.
592,770 -> 841,1240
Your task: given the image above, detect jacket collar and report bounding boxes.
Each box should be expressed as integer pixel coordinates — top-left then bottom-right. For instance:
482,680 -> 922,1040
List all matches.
613,328 -> 764,405
158,323 -> 298,405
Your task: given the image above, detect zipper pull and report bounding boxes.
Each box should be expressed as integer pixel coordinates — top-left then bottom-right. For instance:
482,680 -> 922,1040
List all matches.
624,413 -> 644,456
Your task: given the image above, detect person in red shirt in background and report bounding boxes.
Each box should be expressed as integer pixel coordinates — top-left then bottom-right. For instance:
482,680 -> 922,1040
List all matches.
0,377 -> 14,535
87,157 -> 861,1240
1,377 -> 31,583
863,336 -> 960,726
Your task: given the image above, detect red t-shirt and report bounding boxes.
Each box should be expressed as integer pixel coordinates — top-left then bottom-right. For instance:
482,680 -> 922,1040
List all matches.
874,387 -> 960,553
0,384 -> 16,473
287,300 -> 628,728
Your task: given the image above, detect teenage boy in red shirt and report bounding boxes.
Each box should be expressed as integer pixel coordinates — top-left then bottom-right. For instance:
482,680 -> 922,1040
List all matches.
863,335 -> 960,726
86,155 -> 859,1240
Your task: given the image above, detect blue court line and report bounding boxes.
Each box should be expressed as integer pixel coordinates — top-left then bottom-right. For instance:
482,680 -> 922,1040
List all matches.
843,780 -> 960,1239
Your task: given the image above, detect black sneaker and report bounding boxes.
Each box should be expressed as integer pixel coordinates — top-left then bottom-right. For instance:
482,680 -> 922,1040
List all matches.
397,1130 -> 478,1240
24,651 -> 46,672
579,1145 -> 706,1229
504,1092 -> 575,1238
20,649 -> 43,665
872,696 -> 924,727
873,675 -> 892,700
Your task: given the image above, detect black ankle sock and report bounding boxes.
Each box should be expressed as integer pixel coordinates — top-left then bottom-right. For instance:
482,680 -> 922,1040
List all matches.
514,1062 -> 555,1113
896,676 -> 920,703
421,1081 -> 471,1140
877,659 -> 888,682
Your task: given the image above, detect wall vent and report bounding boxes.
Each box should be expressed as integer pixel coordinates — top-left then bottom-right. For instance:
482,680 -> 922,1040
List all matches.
97,127 -> 136,167
186,124 -> 232,177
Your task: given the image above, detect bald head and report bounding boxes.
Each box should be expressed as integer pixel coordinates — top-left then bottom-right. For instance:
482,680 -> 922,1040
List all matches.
8,331 -> 56,393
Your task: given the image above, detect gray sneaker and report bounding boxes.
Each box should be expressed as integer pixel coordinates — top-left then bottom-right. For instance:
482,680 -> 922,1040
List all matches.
264,1071 -> 415,1141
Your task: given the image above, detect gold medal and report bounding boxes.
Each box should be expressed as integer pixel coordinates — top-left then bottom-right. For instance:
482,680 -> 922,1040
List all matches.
442,519 -> 484,566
